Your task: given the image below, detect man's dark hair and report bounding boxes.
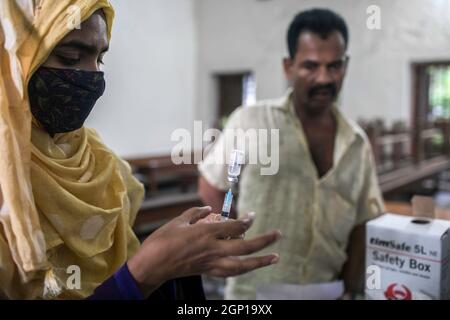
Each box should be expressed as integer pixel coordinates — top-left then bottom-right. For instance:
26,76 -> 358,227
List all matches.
287,8 -> 349,58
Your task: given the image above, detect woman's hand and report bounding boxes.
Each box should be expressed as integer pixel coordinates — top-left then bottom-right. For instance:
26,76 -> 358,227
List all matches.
197,212 -> 253,239
127,206 -> 281,296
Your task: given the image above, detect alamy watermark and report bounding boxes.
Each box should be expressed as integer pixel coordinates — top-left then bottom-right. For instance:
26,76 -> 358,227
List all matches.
366,264 -> 381,290
171,121 -> 280,176
66,265 -> 81,290
366,5 -> 381,30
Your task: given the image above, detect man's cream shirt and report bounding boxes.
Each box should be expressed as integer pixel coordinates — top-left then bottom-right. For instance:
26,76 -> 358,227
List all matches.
199,88 -> 384,299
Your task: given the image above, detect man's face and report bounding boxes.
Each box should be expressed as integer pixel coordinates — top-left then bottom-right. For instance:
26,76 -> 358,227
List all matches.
284,31 -> 348,115
42,11 -> 109,71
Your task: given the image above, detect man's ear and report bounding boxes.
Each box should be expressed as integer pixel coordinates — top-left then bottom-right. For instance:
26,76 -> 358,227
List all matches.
344,54 -> 350,72
282,57 -> 294,81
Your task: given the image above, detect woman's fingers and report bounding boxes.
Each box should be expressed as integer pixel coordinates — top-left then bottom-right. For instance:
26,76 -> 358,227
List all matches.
207,218 -> 254,239
197,213 -> 222,224
181,206 -> 213,224
206,253 -> 280,277
238,212 -> 256,223
232,212 -> 255,239
197,212 -> 256,239
218,230 -> 281,257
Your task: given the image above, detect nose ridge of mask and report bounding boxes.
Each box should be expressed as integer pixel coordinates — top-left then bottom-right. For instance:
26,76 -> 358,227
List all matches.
43,67 -> 106,93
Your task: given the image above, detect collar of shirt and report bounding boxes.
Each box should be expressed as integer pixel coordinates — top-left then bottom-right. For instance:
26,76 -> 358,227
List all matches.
279,87 -> 361,180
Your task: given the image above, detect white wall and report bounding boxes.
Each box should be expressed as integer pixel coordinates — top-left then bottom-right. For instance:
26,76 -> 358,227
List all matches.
87,0 -> 198,158
86,0 -> 450,157
195,0 -> 450,128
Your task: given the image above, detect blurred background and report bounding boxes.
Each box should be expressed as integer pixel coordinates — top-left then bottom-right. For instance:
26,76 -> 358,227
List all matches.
85,0 -> 450,298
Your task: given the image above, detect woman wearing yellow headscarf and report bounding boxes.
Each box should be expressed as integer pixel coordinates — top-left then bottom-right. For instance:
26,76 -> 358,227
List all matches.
0,0 -> 280,299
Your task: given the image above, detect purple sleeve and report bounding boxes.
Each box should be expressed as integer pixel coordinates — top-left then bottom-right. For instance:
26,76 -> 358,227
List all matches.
87,263 -> 144,300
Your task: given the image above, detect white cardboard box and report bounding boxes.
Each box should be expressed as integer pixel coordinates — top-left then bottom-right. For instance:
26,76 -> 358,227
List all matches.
365,213 -> 450,300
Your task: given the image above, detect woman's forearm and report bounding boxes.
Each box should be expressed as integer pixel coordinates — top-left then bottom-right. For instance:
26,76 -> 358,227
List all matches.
87,263 -> 145,300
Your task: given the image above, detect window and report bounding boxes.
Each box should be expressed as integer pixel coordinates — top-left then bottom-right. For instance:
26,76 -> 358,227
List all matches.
428,65 -> 450,120
412,61 -> 450,162
215,71 -> 256,129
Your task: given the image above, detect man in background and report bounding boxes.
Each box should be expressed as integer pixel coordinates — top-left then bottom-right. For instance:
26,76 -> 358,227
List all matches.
198,8 -> 384,299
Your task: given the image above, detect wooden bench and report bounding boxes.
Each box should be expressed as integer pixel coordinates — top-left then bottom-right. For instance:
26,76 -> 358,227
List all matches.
385,200 -> 450,220
133,192 -> 202,240
125,153 -> 202,238
360,119 -> 450,195
126,153 -> 200,195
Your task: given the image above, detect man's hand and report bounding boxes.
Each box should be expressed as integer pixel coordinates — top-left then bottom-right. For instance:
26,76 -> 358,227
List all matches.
341,223 -> 366,296
127,206 -> 281,296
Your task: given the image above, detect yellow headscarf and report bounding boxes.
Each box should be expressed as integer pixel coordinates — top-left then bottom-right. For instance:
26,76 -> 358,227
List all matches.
0,0 -> 144,299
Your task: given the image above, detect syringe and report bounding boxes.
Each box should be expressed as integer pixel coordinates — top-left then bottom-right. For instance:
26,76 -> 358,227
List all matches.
221,150 -> 244,221
221,189 -> 234,221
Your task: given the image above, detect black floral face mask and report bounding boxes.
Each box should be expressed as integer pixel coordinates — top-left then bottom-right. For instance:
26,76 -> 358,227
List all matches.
28,67 -> 106,135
